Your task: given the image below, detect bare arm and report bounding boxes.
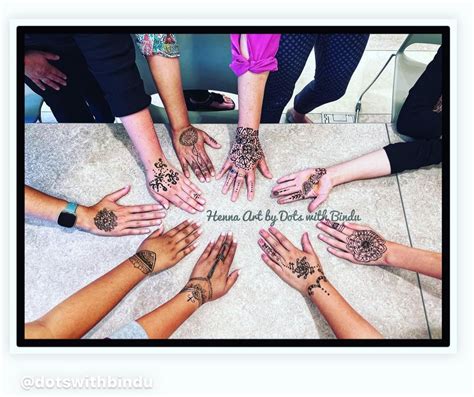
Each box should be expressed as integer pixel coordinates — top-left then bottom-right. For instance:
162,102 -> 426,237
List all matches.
25,185 -> 67,222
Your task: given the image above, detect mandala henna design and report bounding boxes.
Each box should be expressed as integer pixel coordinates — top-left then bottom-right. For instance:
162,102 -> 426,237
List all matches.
229,127 -> 263,170
283,256 -> 315,279
94,208 -> 118,232
179,126 -> 198,146
149,158 -> 180,193
130,250 -> 156,274
180,277 -> 213,306
346,230 -> 387,262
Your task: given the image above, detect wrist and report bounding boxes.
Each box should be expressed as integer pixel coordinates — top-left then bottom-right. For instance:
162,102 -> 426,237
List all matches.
326,164 -> 348,187
171,123 -> 193,136
74,205 -> 92,231
382,241 -> 401,267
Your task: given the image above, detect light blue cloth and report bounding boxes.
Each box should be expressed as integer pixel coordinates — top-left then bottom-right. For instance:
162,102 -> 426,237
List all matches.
108,321 -> 149,339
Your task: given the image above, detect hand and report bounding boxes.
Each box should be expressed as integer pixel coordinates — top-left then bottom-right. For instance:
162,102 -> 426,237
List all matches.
76,186 -> 166,236
179,232 -> 239,306
132,219 -> 202,274
146,157 -> 206,214
172,125 -> 221,183
216,127 -> 272,202
316,220 -> 389,265
271,167 -> 332,212
258,226 -> 329,296
24,50 -> 67,91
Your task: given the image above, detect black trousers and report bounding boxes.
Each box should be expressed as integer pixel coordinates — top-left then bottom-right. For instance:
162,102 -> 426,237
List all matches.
384,46 -> 443,173
25,45 -> 114,123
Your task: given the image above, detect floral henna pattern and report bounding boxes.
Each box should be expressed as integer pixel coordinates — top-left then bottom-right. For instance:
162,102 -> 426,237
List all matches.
180,277 -> 213,306
301,168 -> 327,197
94,208 -> 118,232
149,158 -> 180,193
283,256 -> 316,279
178,126 -> 207,173
229,127 -> 263,170
308,275 -> 330,296
346,230 -> 387,262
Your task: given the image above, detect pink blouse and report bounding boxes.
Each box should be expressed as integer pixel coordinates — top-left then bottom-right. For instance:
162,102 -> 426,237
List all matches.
229,34 -> 281,76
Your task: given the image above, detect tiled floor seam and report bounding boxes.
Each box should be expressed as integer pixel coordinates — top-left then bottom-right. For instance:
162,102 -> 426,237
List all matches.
384,123 -> 433,339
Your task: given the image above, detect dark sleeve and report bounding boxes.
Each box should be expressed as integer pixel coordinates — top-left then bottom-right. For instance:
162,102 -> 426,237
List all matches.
384,140 -> 442,174
72,34 -> 150,117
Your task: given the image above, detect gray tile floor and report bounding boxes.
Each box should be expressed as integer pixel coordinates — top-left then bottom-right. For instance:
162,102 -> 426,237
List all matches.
24,122 -> 442,339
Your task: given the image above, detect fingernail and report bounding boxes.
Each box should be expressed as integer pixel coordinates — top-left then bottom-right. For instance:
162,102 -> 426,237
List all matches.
197,229 -> 202,235
227,231 -> 232,236
145,229 -> 151,233
196,221 -> 203,227
233,238 -> 237,244
156,220 -> 162,224
198,205 -> 204,211
258,238 -> 264,244
210,239 -> 215,244
193,242 -> 199,247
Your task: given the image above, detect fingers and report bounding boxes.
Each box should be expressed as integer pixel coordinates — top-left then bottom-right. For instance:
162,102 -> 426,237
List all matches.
316,221 -> 349,242
319,219 -> 352,236
175,222 -> 202,250
31,78 -> 46,91
201,151 -> 216,178
188,158 -> 207,183
268,226 -> 294,251
209,232 -> 229,259
277,192 -> 304,205
152,193 -> 170,210
105,185 -> 131,202
222,169 -> 237,194
181,176 -> 202,197
257,157 -> 273,179
120,228 -> 152,235
224,269 -> 240,293
41,51 -> 60,61
271,182 -> 299,197
180,183 -> 206,206
41,77 -> 61,91
216,159 -> 232,180
258,229 -> 287,257
47,73 -> 67,87
257,238 -> 284,266
177,241 -> 199,260
343,222 -> 370,231
178,156 -> 191,178
166,219 -> 193,238
222,239 -> 238,273
197,240 -> 215,262
231,172 -> 245,202
174,192 -> 205,214
326,246 -> 355,263
317,232 -> 348,252
203,131 -> 222,149
246,171 -> 255,201
261,253 -> 284,275
148,224 -> 164,237
276,172 -> 298,183
301,232 -> 316,256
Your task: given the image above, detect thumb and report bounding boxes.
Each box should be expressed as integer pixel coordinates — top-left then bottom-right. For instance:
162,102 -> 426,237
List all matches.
308,194 -> 327,213
153,193 -> 170,209
149,224 -> 164,238
224,269 -> 240,293
301,232 -> 316,255
104,185 -> 130,202
41,51 -> 60,61
258,157 -> 273,179
203,131 -> 221,149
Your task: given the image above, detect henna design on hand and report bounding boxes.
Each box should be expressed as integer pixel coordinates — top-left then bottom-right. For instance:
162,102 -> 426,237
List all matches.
94,208 -> 118,232
149,158 -> 180,193
346,230 -> 387,262
324,219 -> 346,232
179,126 -> 207,175
207,243 -> 227,279
180,277 -> 213,306
301,168 -> 327,197
229,127 -> 263,170
283,256 -> 316,279
261,240 -> 285,266
130,250 -> 156,274
307,259 -> 330,296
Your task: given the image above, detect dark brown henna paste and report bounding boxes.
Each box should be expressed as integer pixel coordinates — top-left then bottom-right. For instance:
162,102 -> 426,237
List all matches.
229,127 -> 263,170
283,256 -> 315,279
301,168 -> 327,197
94,208 -> 118,232
130,250 -> 156,274
346,230 -> 387,262
180,277 -> 213,306
149,159 -> 180,193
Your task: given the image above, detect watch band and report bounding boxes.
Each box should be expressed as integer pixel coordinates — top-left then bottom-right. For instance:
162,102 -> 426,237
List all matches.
64,202 -> 78,214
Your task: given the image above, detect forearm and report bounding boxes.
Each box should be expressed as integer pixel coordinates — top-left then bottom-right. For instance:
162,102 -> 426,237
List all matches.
120,108 -> 165,171
146,56 -> 190,133
328,149 -> 391,186
25,185 -> 68,222
308,282 -> 382,339
26,258 -> 147,339
136,292 -> 199,339
384,242 -> 442,279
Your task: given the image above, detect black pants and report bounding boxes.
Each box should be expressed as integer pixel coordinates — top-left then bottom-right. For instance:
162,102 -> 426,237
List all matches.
25,45 -> 114,123
384,46 -> 443,173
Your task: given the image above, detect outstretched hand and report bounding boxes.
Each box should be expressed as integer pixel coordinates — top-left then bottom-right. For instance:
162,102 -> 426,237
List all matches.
216,127 -> 272,202
271,167 -> 332,212
76,185 -> 166,236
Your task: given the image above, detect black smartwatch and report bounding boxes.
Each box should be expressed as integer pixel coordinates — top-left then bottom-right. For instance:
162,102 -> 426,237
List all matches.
57,202 -> 78,228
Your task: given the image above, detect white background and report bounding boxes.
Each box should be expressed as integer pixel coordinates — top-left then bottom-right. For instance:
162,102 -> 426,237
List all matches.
1,0 -> 472,396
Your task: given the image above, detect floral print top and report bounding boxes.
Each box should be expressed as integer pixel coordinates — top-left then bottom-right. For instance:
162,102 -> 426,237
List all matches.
135,34 -> 180,57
